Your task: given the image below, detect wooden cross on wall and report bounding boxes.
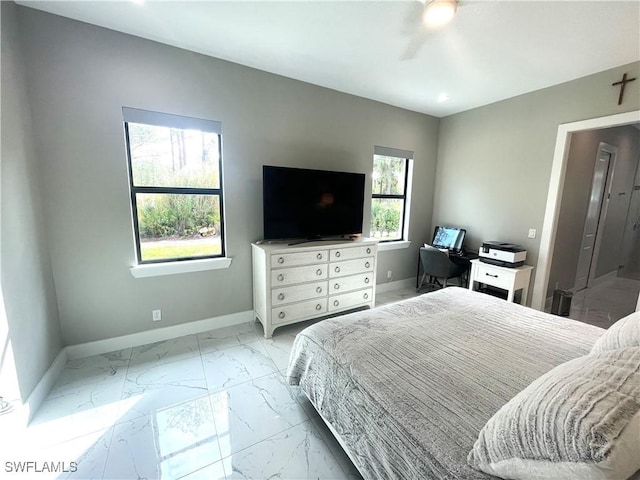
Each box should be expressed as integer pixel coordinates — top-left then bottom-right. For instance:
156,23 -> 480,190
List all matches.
612,73 -> 637,105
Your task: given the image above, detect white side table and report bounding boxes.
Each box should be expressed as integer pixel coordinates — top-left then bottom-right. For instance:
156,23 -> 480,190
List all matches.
468,259 -> 534,305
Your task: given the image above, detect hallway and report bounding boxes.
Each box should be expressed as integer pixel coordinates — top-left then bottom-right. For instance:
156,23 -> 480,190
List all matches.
567,276 -> 640,329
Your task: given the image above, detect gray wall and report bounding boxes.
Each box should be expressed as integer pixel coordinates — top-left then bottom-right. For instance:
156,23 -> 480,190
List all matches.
1,1 -> 63,401
15,7 -> 439,346
434,62 -> 640,304
549,126 -> 640,295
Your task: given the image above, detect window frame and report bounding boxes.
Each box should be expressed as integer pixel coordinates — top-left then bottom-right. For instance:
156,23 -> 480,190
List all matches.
123,108 -> 226,265
370,146 -> 414,243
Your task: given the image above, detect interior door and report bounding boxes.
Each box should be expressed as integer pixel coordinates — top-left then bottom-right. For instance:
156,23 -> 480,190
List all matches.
574,146 -> 613,291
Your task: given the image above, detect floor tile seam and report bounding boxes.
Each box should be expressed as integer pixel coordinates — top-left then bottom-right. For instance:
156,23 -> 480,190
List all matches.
205,370 -> 281,395
29,423 -> 116,462
198,338 -> 262,357
97,424 -> 117,480
176,459 -> 227,480
124,351 -> 204,377
217,416 -> 315,463
201,379 -> 225,475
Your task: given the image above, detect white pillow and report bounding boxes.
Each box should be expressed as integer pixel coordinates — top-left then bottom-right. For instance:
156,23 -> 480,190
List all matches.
468,347 -> 640,480
591,310 -> 640,354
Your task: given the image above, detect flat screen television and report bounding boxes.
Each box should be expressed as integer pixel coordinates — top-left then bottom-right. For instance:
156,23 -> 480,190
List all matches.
263,165 -> 366,242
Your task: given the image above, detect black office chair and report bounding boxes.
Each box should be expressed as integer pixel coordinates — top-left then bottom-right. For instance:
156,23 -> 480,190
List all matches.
417,245 -> 468,291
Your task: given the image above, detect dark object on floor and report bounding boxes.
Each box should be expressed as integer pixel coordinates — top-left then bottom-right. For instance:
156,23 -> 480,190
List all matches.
551,289 -> 573,316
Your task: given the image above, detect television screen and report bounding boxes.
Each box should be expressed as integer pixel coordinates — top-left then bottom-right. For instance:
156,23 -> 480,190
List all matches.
263,166 -> 366,241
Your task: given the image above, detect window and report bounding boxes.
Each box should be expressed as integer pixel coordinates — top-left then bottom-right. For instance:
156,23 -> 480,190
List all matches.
370,146 -> 413,242
123,108 -> 225,264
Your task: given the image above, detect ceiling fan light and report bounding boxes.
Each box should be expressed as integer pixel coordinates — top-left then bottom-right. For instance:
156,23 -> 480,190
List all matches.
423,0 -> 457,27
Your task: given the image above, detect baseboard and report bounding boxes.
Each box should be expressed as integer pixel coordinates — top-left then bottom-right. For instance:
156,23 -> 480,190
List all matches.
376,277 -> 414,294
589,270 -> 618,288
1,348 -> 70,428
65,310 -> 254,360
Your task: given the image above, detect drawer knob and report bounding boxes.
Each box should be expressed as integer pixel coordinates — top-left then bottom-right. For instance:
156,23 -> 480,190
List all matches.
278,311 -> 285,319
334,283 -> 340,290
335,251 -> 341,258
335,266 -> 341,273
278,293 -> 285,300
366,247 -> 371,254
316,286 -> 323,293
317,253 -> 323,260
316,304 -> 322,311
333,300 -> 339,307
316,269 -> 323,276
277,257 -> 285,264
485,273 -> 499,278
277,274 -> 284,281
363,293 -> 369,300
365,262 -> 370,268
364,277 -> 370,284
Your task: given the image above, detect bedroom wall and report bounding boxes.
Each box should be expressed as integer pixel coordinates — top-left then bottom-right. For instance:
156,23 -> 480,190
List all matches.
14,6 -> 439,346
1,1 -> 63,401
433,61 -> 640,304
548,126 -> 640,296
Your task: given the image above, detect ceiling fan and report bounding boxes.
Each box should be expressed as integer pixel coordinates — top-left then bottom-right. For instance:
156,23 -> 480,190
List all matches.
401,0 -> 460,60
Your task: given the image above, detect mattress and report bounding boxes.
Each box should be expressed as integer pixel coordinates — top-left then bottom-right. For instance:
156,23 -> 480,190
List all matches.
287,287 -> 605,480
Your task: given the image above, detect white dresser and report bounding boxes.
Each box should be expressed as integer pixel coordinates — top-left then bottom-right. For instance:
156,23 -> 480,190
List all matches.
252,239 -> 378,338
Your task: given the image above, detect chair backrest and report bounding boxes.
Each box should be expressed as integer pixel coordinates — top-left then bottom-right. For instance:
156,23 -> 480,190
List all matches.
419,246 -> 454,278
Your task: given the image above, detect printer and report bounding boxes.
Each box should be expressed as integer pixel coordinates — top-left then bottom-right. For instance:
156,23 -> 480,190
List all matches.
479,241 -> 527,268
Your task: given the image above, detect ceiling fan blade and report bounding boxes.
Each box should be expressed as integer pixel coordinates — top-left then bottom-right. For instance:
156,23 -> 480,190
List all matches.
400,0 -> 427,60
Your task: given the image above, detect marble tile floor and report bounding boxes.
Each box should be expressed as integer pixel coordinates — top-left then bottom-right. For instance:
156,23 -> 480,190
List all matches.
4,280 -> 636,479
566,275 -> 640,329
2,320 -> 369,479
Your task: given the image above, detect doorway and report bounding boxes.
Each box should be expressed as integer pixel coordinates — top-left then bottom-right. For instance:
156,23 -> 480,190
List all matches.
532,110 -> 640,312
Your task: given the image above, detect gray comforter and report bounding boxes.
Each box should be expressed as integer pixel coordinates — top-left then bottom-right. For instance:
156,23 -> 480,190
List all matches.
287,287 -> 605,480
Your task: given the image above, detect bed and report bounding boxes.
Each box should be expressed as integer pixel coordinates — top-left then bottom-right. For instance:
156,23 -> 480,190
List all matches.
287,287 -> 640,480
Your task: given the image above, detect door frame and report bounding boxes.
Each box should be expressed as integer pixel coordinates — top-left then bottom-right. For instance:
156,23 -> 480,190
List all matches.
531,110 -> 640,310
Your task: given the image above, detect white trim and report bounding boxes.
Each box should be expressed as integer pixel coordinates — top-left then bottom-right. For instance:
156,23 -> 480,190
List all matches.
377,240 -> 411,251
2,348 -> 70,428
532,110 -> 640,310
130,256 -> 232,278
589,270 -> 619,288
376,277 -> 414,293
66,310 -> 253,360
122,107 -> 222,133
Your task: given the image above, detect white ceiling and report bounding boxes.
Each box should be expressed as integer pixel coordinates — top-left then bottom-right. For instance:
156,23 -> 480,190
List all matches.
16,0 -> 640,117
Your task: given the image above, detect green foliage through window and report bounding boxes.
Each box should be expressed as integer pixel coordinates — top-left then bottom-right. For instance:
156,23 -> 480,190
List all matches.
370,154 -> 409,241
124,109 -> 225,263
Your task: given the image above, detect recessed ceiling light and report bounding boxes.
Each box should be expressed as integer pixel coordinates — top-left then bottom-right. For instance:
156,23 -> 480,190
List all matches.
423,0 -> 457,27
438,93 -> 450,102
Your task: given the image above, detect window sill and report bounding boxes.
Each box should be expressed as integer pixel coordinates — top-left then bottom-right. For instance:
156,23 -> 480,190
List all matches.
377,240 -> 411,252
130,257 -> 232,278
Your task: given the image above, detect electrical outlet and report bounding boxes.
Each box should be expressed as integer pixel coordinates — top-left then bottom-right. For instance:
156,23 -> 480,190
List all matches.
528,228 -> 536,239
152,309 -> 162,322
387,270 -> 392,280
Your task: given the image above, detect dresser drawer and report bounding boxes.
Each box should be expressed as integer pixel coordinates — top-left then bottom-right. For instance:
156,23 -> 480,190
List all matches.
272,298 -> 328,325
473,262 -> 515,290
272,281 -> 328,306
330,258 -> 374,278
271,250 -> 328,268
330,245 -> 375,261
328,288 -> 373,312
271,264 -> 327,286
329,273 -> 373,294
